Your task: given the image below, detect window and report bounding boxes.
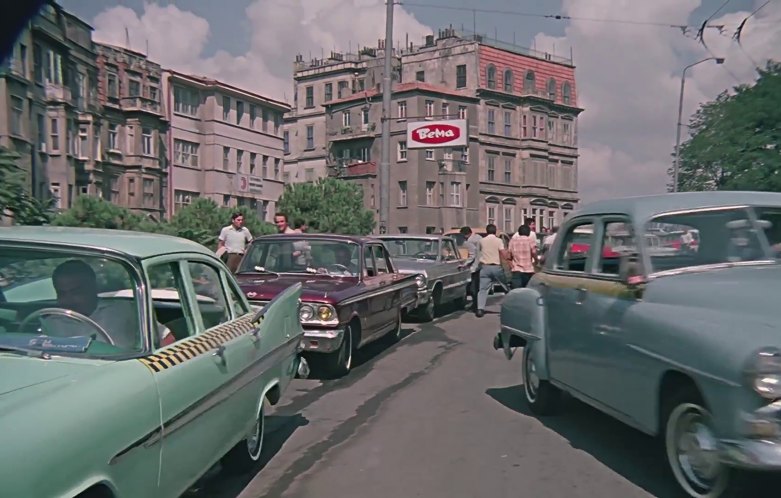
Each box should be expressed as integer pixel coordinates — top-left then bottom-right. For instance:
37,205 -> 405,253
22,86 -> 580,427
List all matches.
363,246 -> 376,277
547,119 -> 556,143
487,205 -> 497,225
486,65 -> 496,89
359,147 -> 370,162
78,125 -> 88,158
532,115 -> 539,139
487,109 -> 495,134
236,101 -> 244,125
521,114 -> 528,138
398,226 -> 408,234
274,112 -> 282,135
50,182 -> 62,209
305,86 -> 314,107
425,181 -> 435,205
222,96 -> 230,121
188,262 -> 230,328
524,70 -> 536,93
342,111 -> 351,127
262,155 -> 269,178
274,158 -> 281,179
306,125 -> 314,149
225,276 -> 249,317
361,107 -> 369,126
503,207 -> 513,234
548,210 -> 556,231
127,178 -> 136,198
108,124 -> 118,151
503,111 -> 511,137
324,83 -> 333,102
425,149 -> 434,161
237,150 -> 244,172
249,153 -> 257,174
305,168 -> 314,182
563,82 -> 572,104
441,102 -> 449,118
397,101 -> 407,119
141,128 -> 152,155
142,178 -> 155,207
450,182 -> 462,206
439,182 -> 445,206
504,158 -> 512,183
10,96 -> 23,136
487,155 -> 496,182
283,131 -> 290,154
456,64 -> 467,88
44,50 -> 63,85
249,104 -> 256,128
443,148 -> 453,161
416,70 -> 425,82
338,81 -> 349,99
372,245 -> 390,274
50,118 -> 59,152
261,108 -> 268,132
128,79 -> 141,97
504,69 -> 513,92
33,43 -> 42,83
36,113 -> 45,148
458,105 -> 467,120
556,222 -> 594,272
173,86 -> 198,115
425,100 -> 434,117
223,147 -> 230,170
398,181 -> 407,207
547,78 -> 557,100
397,141 -> 407,161
174,190 -> 198,212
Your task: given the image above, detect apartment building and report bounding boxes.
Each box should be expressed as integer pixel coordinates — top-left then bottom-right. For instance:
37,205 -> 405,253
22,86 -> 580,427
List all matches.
283,46 -> 397,183
163,70 -> 290,221
400,29 -> 583,232
0,1 -> 102,210
96,42 -> 168,217
325,82 -> 480,233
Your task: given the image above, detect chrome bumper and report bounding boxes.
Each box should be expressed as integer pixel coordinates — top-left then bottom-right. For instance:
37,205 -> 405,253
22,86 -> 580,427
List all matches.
720,439 -> 781,470
413,287 -> 431,308
300,327 -> 345,353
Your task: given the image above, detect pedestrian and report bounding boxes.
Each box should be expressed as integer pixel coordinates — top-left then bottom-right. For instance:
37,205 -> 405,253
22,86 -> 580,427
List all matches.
274,213 -> 296,234
459,226 -> 482,311
540,226 -> 558,264
525,217 -> 539,250
293,218 -> 308,233
475,223 -> 505,317
217,212 -> 252,273
508,224 -> 537,289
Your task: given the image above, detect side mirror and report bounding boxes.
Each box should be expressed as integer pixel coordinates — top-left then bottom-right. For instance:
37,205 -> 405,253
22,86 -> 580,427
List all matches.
619,252 -> 647,288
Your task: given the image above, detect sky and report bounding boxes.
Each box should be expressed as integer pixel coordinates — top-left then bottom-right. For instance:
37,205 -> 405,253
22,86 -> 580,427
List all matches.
60,0 -> 781,204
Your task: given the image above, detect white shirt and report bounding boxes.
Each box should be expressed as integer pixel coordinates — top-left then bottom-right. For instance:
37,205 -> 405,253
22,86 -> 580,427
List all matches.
219,225 -> 252,254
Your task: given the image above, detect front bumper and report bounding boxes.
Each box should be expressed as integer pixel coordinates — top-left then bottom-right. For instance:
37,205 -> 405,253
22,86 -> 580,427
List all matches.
300,327 -> 345,354
720,439 -> 781,470
413,287 -> 431,309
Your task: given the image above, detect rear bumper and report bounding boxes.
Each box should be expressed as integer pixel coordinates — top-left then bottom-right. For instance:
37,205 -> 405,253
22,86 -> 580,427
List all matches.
301,327 -> 345,354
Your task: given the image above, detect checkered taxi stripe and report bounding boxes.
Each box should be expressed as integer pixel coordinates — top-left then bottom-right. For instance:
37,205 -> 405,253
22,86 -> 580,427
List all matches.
138,314 -> 260,373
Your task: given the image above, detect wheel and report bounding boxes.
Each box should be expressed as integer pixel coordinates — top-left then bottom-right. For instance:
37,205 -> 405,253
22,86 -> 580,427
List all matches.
663,387 -> 743,498
417,298 -> 435,322
222,400 -> 265,474
384,309 -> 403,344
522,346 -> 561,415
321,322 -> 354,378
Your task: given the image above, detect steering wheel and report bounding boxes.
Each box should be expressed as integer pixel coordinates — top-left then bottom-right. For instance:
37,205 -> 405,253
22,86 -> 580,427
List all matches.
327,264 -> 351,274
19,307 -> 115,346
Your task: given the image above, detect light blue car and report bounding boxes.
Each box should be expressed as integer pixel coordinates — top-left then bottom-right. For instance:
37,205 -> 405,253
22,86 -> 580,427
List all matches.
494,192 -> 781,498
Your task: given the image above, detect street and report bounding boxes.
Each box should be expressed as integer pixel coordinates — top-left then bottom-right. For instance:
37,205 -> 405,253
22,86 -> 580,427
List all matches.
189,297 -> 777,498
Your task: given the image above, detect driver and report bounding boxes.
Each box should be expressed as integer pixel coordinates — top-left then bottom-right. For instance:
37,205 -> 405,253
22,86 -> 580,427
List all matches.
42,260 -> 173,349
332,246 -> 357,275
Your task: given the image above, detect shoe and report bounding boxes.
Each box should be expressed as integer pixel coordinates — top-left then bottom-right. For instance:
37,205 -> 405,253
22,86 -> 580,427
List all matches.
475,310 -> 485,318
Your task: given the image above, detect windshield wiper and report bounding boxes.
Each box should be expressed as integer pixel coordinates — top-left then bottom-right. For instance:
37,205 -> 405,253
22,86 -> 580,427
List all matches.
0,345 -> 50,359
239,266 -> 280,277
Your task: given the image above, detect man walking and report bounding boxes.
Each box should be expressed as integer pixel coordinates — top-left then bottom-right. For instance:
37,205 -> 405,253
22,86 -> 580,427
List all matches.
460,226 -> 482,311
218,212 -> 252,273
475,224 -> 505,317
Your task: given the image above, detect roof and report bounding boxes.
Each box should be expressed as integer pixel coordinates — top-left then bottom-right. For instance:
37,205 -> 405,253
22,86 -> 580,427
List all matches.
0,227 -> 214,259
574,191 -> 781,221
325,81 -> 475,106
252,233 -> 376,244
165,70 -> 291,111
375,234 -> 453,240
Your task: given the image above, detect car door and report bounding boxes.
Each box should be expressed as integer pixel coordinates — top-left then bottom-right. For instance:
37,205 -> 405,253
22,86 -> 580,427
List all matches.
358,245 -> 384,341
440,238 -> 467,302
544,218 -> 601,396
369,243 -> 398,332
141,255 -> 263,497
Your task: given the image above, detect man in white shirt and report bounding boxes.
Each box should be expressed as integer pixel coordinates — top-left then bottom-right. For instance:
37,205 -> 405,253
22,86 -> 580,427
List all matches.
525,217 -> 539,249
218,213 -> 253,273
43,260 -> 172,350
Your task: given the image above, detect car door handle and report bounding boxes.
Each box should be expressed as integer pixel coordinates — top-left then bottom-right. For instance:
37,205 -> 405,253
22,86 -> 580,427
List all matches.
213,345 -> 226,364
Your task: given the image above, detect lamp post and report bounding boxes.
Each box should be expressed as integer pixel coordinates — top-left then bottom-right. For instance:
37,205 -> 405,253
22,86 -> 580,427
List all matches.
673,56 -> 724,192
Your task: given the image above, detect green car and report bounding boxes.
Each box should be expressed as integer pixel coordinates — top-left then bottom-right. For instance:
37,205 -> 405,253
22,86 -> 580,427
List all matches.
0,226 -> 307,498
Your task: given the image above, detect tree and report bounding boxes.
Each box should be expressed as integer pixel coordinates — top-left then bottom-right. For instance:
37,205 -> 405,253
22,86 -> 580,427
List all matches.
167,198 -> 275,249
276,178 -> 375,235
51,196 -> 163,232
0,147 -> 54,225
670,61 -> 781,192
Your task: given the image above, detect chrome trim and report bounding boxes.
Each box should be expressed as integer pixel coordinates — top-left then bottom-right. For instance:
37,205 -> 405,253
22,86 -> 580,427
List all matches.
339,280 -> 416,306
650,204 -> 750,218
650,260 -> 777,279
719,438 -> 781,470
627,344 -> 741,387
501,324 -> 539,342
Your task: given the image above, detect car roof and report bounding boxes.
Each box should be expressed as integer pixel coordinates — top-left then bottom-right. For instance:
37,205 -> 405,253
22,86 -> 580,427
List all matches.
375,234 -> 452,240
0,226 -> 214,259
573,191 -> 781,221
253,233 -> 375,244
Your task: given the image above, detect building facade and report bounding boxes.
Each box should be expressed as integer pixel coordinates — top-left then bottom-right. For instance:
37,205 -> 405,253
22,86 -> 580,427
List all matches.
283,47 -> 396,184
163,70 -> 290,221
0,1 -> 103,210
95,42 -> 168,217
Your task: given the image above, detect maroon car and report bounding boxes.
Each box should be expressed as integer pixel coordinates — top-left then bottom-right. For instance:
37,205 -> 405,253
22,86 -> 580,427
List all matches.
235,234 -> 418,378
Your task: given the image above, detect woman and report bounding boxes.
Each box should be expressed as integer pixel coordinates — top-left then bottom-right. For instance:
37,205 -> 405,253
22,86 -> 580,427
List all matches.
508,224 -> 537,289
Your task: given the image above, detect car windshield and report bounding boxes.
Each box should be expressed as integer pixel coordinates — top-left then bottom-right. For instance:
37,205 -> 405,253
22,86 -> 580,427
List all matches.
239,238 -> 361,277
0,247 -> 143,358
382,238 -> 441,261
645,206 -> 778,274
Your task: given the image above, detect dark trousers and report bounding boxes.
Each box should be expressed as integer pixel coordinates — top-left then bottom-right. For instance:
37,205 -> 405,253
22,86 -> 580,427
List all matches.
469,271 -> 480,307
511,271 -> 534,289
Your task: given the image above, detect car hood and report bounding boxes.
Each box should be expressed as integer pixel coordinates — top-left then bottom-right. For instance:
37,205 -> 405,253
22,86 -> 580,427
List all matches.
236,273 -> 357,303
392,258 -> 435,274
646,263 -> 781,319
0,355 -> 99,397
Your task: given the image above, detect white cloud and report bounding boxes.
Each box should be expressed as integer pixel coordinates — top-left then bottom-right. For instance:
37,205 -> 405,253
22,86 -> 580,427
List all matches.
91,0 -> 430,102
533,0 -> 781,203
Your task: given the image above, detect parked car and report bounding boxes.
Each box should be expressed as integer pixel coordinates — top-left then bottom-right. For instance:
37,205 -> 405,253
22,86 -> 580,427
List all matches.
493,192 -> 781,498
0,227 -> 306,498
235,234 -> 418,378
375,234 -> 471,321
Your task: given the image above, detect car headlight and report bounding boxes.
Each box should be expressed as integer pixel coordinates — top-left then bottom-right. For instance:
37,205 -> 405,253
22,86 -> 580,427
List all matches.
415,274 -> 427,288
298,303 -> 337,324
317,305 -> 335,322
299,304 -> 314,322
746,348 -> 781,399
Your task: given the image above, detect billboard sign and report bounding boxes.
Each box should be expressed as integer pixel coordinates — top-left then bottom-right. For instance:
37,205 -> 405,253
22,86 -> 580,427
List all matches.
406,119 -> 467,149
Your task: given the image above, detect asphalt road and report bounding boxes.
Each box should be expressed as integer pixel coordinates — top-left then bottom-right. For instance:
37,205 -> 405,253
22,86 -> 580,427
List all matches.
189,296 -> 778,498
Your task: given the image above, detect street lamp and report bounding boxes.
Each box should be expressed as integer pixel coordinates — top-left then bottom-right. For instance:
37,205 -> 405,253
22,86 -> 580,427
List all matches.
673,56 -> 725,192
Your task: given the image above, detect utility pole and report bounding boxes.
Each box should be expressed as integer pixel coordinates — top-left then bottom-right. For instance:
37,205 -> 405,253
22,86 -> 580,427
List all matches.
378,0 -> 394,235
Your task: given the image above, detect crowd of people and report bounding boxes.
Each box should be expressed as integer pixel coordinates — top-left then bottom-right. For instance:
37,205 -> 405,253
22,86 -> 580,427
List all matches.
216,212 -> 306,273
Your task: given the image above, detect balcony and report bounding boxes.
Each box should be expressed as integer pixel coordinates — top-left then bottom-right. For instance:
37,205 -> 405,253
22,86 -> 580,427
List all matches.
328,123 -> 378,141
120,96 -> 162,115
438,159 -> 468,174
45,84 -> 72,104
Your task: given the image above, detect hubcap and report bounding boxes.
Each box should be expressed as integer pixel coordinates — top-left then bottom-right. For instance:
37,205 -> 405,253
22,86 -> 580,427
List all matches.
666,403 -> 727,497
342,325 -> 353,370
246,406 -> 264,461
524,349 -> 540,402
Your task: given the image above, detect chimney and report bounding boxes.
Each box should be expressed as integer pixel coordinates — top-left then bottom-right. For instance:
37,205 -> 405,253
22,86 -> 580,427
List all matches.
424,34 -> 434,47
